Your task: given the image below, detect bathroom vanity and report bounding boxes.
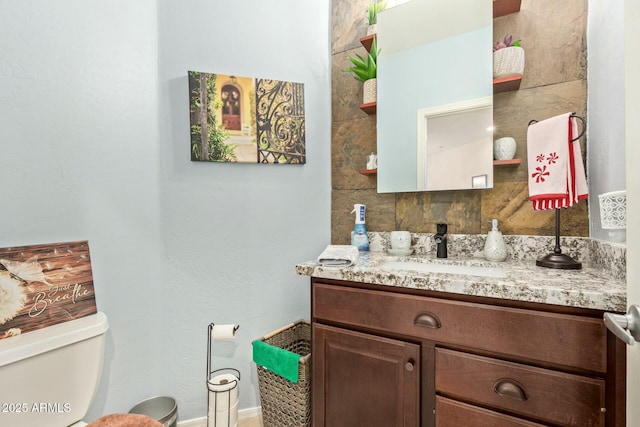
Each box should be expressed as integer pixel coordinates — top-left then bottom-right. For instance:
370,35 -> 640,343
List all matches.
296,247 -> 626,427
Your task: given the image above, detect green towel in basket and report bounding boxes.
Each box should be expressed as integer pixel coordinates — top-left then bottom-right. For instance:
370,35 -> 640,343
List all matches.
252,339 -> 301,383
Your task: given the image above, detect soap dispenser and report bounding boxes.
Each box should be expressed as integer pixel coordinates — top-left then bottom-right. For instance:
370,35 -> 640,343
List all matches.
483,219 -> 508,262
351,204 -> 370,252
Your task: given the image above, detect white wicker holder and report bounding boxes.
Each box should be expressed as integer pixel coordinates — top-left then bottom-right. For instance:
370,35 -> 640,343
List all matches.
363,78 -> 377,104
598,190 -> 626,229
493,46 -> 525,79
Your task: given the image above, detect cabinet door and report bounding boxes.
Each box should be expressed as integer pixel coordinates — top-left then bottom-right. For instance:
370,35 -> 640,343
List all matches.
312,323 -> 420,427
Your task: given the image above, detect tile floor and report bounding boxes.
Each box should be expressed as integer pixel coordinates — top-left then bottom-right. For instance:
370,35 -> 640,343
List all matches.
239,415 -> 263,427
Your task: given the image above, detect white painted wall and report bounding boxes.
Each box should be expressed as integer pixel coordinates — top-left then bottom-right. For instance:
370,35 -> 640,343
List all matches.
0,0 -> 331,422
154,0 -> 331,420
587,0 -> 626,241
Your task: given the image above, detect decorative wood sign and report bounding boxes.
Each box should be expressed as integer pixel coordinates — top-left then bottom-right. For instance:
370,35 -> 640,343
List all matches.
189,71 -> 306,164
0,241 -> 97,340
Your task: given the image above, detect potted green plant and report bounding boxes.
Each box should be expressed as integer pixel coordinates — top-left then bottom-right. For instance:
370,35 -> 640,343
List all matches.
343,37 -> 379,104
493,35 -> 524,79
366,0 -> 387,35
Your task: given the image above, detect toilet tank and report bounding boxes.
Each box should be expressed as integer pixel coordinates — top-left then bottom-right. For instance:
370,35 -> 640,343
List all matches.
0,312 -> 109,427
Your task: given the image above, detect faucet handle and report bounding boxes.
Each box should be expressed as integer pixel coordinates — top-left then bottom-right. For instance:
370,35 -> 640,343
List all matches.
436,223 -> 448,234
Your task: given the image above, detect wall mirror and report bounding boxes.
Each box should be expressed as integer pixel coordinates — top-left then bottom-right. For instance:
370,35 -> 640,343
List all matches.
417,97 -> 493,191
376,0 -> 493,193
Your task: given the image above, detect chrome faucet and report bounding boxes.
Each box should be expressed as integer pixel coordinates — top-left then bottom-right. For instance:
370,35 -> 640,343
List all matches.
435,223 -> 448,258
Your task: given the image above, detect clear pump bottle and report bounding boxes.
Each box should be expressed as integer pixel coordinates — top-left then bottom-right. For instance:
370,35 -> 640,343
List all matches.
351,204 -> 370,252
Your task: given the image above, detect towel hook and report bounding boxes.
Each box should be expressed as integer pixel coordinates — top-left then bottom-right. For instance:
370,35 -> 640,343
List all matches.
528,113 -> 585,142
570,113 -> 586,141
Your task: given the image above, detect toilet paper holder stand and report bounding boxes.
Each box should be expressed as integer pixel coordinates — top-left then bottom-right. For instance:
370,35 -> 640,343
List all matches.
206,323 -> 240,427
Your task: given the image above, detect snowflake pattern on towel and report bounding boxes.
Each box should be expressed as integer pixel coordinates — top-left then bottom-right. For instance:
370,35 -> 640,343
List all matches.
531,152 -> 560,183
546,152 -> 558,164
531,165 -> 550,183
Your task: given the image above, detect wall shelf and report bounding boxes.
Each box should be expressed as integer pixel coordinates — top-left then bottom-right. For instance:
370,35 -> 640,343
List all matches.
493,0 -> 521,18
493,74 -> 522,93
360,102 -> 377,115
493,2 -> 522,170
360,34 -> 375,52
493,158 -> 522,166
359,169 -> 377,175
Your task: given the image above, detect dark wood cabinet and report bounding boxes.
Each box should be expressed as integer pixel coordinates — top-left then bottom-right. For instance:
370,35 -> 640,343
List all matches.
436,348 -> 606,426
435,396 -> 545,427
312,323 -> 420,426
310,278 -> 625,427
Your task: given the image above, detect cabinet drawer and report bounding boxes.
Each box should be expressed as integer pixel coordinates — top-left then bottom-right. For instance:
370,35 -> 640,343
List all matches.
313,282 -> 607,372
435,348 -> 605,426
436,396 -> 545,427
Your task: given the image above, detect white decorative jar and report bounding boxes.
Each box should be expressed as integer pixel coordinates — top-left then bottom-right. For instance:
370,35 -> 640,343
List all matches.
363,78 -> 377,104
493,46 -> 525,79
493,137 -> 517,160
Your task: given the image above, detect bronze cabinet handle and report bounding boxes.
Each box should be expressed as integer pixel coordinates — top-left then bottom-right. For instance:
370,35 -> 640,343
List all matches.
493,378 -> 528,401
413,312 -> 441,329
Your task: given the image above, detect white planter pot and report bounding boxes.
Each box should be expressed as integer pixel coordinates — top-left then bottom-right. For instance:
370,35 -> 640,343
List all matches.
363,78 -> 377,104
493,137 -> 517,160
367,24 -> 377,36
493,46 -> 525,79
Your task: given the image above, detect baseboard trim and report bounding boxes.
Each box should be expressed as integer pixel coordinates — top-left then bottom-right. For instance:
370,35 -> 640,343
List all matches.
177,418 -> 206,427
177,407 -> 262,427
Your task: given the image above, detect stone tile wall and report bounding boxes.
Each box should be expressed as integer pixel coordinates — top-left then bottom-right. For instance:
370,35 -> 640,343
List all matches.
331,0 -> 589,244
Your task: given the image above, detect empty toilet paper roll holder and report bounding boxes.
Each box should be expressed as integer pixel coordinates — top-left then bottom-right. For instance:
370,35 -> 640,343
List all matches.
207,323 -> 240,427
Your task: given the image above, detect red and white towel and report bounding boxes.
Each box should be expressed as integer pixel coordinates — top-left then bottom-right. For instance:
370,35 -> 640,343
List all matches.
527,113 -> 588,211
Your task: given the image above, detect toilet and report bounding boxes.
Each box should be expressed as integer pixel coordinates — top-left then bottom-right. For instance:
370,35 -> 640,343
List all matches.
0,311 -> 109,427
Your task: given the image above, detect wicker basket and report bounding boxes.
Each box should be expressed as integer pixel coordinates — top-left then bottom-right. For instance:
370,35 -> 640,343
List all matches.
493,46 -> 525,79
255,320 -> 311,427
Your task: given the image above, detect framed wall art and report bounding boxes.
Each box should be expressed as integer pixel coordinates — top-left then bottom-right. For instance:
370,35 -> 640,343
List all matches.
189,71 -> 306,164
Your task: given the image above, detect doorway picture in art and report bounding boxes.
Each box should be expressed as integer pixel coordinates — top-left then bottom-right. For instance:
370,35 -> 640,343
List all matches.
188,71 -> 306,164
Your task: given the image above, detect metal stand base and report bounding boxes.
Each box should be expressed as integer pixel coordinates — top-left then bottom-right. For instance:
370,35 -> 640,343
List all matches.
536,252 -> 582,270
536,208 -> 583,270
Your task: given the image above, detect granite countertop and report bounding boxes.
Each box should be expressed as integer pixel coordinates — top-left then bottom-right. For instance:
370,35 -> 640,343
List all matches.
295,251 -> 627,312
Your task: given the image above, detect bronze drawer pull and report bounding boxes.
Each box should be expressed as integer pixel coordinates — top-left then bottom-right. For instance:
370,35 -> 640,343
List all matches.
413,312 -> 441,329
493,378 -> 528,401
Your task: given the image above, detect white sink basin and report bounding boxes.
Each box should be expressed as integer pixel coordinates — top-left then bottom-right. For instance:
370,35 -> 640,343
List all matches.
378,260 -> 507,278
